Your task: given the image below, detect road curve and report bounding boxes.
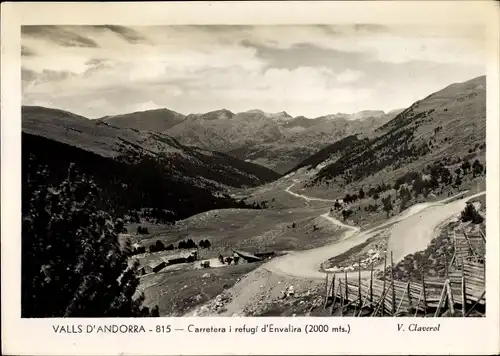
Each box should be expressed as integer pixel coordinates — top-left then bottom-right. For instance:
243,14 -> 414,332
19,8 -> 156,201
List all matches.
267,186 -> 485,281
285,182 -> 336,203
184,184 -> 485,316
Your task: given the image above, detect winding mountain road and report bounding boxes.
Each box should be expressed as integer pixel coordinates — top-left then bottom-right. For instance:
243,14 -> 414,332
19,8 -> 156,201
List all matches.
272,183 -> 485,280
284,181 -> 336,203
185,182 -> 485,316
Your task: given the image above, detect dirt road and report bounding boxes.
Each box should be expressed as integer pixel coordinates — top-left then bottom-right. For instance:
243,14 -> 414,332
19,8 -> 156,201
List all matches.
271,186 -> 485,280
285,181 -> 336,203
185,184 -> 485,316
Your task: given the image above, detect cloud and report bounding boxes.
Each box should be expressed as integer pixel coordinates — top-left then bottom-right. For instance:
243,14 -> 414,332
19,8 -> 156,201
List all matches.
336,69 -> 364,83
21,25 -> 486,118
244,25 -> 485,66
21,45 -> 36,57
91,25 -> 147,44
21,26 -> 99,48
131,101 -> 164,112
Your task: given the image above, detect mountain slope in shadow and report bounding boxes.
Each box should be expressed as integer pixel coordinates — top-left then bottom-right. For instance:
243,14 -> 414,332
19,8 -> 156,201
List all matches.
22,106 -> 281,222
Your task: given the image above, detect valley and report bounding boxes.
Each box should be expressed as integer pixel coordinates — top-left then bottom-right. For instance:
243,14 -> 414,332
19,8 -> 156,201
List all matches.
21,75 -> 487,318
101,107 -> 403,174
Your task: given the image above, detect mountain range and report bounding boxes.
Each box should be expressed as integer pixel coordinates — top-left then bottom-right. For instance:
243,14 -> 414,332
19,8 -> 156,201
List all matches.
99,108 -> 404,174
290,75 -> 486,197
22,75 -> 486,223
22,106 -> 280,222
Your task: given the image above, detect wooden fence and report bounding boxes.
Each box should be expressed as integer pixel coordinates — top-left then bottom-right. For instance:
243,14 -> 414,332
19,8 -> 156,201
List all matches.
323,229 -> 486,317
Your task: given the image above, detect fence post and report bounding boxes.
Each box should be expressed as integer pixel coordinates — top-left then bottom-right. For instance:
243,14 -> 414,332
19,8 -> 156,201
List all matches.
330,278 -> 339,315
391,251 -> 396,315
358,257 -> 362,309
382,253 -> 387,315
421,265 -> 427,317
370,262 -> 374,306
323,274 -> 329,309
446,279 -> 455,316
407,281 -> 413,313
330,274 -> 336,314
340,281 -> 344,317
444,253 -> 449,279
434,283 -> 447,317
345,271 -> 349,302
461,258 -> 467,317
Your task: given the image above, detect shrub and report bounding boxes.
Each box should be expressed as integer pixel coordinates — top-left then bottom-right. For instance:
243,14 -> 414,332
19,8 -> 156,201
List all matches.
341,209 -> 353,221
155,240 -> 165,252
460,202 -> 484,224
199,239 -> 211,249
472,159 -> 484,177
399,185 -> 412,211
461,160 -> 471,173
382,194 -> 393,217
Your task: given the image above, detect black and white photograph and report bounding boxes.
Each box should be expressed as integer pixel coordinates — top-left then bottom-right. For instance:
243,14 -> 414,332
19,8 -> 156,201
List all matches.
3,2 -> 500,355
19,22 -> 489,319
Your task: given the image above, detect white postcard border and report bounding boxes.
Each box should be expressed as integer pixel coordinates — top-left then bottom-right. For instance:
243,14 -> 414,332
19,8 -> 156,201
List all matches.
1,1 -> 499,355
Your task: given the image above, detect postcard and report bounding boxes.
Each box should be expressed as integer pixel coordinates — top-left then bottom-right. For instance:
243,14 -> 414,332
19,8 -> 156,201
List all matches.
1,1 -> 499,355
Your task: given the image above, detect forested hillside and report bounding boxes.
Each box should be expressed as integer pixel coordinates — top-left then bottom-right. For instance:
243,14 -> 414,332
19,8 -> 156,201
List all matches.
300,76 -> 486,189
22,106 -> 281,224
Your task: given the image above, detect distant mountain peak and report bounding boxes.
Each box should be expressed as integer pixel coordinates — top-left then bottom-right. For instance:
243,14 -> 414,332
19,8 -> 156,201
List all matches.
245,109 -> 265,114
277,110 -> 292,117
199,109 -> 234,120
387,108 -> 405,115
97,107 -> 185,131
349,110 -> 386,120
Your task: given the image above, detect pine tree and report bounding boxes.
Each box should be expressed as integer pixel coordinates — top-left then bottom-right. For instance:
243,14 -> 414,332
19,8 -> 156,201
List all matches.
22,163 -> 157,317
460,202 -> 484,224
398,184 -> 412,211
382,194 -> 393,217
461,160 -> 471,174
454,173 -> 462,188
440,168 -> 452,185
155,240 -> 165,252
472,159 -> 484,177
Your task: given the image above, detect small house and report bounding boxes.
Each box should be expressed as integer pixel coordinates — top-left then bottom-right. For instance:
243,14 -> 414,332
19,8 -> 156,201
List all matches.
152,261 -> 167,273
255,251 -> 275,259
232,249 -> 262,263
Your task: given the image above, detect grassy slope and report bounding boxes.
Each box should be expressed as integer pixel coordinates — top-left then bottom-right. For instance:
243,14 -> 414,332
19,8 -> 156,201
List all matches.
127,205 -> 348,257
23,106 -> 280,189
99,108 -> 186,131
22,132 -> 261,222
313,76 -> 485,187
224,114 -> 398,174
138,262 -> 262,316
291,76 -> 485,208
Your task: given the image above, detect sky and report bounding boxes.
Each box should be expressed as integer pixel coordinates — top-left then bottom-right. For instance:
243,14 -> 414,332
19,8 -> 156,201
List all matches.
21,25 -> 486,119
